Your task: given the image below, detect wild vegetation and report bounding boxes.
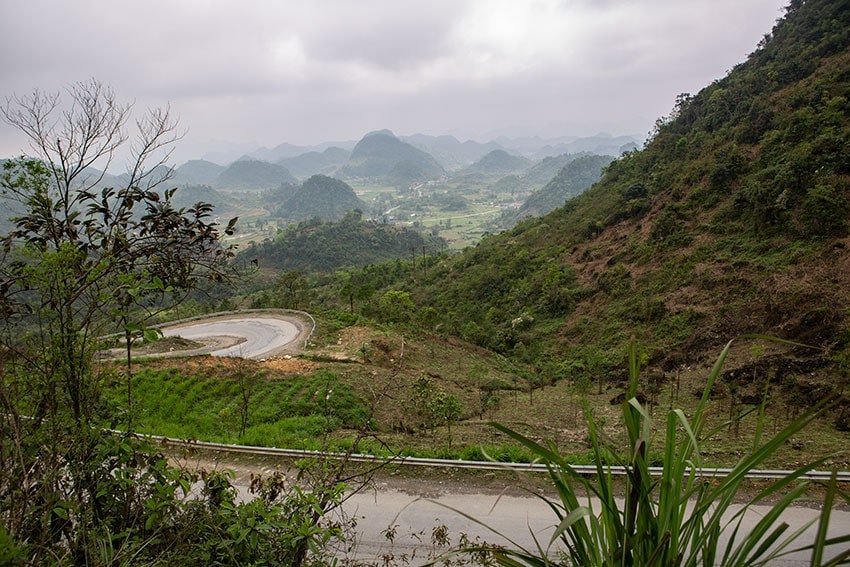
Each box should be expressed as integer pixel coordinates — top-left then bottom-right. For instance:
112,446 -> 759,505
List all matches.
3,0 -> 850,563
313,0 -> 850,411
503,153 -> 615,224
0,80 -> 358,565
242,209 -> 447,274
451,341 -> 850,566
269,174 -> 367,222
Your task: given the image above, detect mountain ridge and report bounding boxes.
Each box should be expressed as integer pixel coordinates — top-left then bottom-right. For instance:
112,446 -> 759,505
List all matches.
388,0 -> 850,392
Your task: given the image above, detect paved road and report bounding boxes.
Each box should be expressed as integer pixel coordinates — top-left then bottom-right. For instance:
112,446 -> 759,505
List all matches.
161,316 -> 301,359
335,486 -> 850,565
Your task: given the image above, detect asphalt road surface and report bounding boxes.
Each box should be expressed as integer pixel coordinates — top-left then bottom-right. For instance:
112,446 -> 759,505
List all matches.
335,486 -> 850,565
161,316 -> 301,359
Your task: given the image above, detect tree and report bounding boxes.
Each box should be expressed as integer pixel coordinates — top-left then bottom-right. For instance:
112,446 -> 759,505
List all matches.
0,80 -> 237,427
275,270 -> 305,309
0,80 -> 239,562
377,289 -> 414,323
431,391 -> 463,450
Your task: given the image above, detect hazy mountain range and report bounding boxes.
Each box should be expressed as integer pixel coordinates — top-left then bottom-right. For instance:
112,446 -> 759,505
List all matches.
202,132 -> 639,168
161,131 -> 638,191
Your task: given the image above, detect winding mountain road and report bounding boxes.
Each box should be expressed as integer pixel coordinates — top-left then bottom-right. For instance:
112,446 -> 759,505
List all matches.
160,313 -> 308,359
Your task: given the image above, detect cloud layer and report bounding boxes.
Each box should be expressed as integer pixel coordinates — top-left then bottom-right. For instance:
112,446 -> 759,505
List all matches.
1,0 -> 788,163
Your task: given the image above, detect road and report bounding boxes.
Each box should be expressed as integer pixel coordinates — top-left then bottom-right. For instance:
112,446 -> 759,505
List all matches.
161,314 -> 303,359
334,485 -> 850,565
154,313 -> 850,564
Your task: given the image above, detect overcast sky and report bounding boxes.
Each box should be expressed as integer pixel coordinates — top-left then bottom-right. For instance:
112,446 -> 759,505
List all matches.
1,0 -> 788,165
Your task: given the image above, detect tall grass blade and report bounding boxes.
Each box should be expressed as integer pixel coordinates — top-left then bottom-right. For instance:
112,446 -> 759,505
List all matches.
812,470 -> 837,566
456,338 -> 850,567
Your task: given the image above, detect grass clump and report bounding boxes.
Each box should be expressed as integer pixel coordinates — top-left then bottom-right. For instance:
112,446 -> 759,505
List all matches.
452,338 -> 850,566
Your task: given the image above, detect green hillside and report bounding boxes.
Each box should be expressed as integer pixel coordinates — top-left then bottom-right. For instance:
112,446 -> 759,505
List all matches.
350,0 -> 850,391
338,130 -> 445,183
274,174 -> 367,222
174,159 -> 225,185
243,209 -> 447,272
463,149 -> 532,175
508,153 -> 615,222
215,158 -> 297,190
521,153 -> 583,186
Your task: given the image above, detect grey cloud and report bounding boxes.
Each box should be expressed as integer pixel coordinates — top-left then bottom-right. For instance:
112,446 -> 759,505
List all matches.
0,0 -> 790,161
293,1 -> 462,71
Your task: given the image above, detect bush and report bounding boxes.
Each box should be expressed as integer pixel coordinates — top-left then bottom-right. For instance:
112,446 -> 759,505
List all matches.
799,183 -> 849,237
453,339 -> 850,566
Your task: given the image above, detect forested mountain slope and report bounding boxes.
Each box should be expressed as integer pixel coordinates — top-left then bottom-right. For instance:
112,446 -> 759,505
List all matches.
508,154 -> 615,222
273,174 -> 367,222
396,0 -> 850,383
462,150 -> 532,176
215,158 -> 297,190
338,130 -> 445,183
243,210 -> 446,272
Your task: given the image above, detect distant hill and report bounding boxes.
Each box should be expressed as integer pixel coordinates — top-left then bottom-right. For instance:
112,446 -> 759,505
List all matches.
278,147 -> 350,180
524,134 -> 639,159
250,142 -> 311,162
243,209 -> 447,272
461,149 -> 532,176
337,130 -> 445,184
402,134 -> 503,170
493,133 -> 640,160
274,174 -> 367,222
480,154 -> 582,203
190,134 -> 640,172
214,159 -> 297,190
521,153 -> 582,186
509,154 -> 614,221
248,140 -> 357,163
174,160 -> 226,185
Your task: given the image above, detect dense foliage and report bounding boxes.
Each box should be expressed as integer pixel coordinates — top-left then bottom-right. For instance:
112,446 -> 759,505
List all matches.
333,0 -> 850,387
274,174 -> 367,222
244,209 -> 447,272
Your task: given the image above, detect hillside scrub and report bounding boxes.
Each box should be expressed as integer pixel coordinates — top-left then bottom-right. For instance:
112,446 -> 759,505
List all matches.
284,0 -> 850,405
451,340 -> 850,566
0,81 -> 350,565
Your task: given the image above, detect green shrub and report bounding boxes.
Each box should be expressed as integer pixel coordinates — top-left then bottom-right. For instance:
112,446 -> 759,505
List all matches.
452,339 -> 850,566
800,183 -> 849,237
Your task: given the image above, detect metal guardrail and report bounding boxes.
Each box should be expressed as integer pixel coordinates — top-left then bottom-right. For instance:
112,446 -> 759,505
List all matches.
137,433 -> 850,482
